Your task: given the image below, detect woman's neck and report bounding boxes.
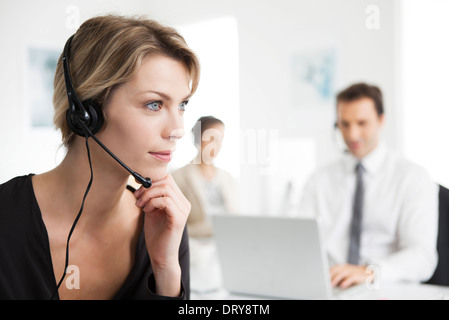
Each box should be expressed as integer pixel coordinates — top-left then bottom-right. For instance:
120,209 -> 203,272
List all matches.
39,139 -> 133,229
198,163 -> 216,180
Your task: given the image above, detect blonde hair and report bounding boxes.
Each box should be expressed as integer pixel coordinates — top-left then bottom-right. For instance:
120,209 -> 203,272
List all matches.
53,15 -> 200,146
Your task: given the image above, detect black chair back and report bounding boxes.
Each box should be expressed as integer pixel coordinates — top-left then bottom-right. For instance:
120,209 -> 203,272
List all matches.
425,184 -> 449,286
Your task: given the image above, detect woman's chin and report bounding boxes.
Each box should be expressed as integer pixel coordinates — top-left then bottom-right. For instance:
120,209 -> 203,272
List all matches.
144,169 -> 169,183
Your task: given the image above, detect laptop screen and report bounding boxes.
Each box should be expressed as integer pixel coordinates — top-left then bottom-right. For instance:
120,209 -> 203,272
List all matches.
211,214 -> 332,299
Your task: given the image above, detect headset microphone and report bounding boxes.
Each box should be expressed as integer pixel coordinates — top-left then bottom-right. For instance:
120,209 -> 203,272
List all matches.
333,121 -> 349,154
77,121 -> 152,188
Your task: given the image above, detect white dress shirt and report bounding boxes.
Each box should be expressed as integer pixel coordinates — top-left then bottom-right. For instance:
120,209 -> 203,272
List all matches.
298,143 -> 439,284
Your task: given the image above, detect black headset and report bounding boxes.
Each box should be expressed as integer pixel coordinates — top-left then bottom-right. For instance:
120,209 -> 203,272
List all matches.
62,34 -> 152,188
63,35 -> 104,137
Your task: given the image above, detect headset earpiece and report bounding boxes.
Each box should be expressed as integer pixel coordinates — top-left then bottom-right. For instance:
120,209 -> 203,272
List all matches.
63,35 -> 104,137
66,99 -> 103,137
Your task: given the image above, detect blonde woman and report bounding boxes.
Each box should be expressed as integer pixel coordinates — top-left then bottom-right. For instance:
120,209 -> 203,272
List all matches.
0,15 -> 200,300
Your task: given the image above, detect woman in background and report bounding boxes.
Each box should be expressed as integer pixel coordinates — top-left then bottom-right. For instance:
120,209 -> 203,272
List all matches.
172,116 -> 239,238
172,116 -> 239,294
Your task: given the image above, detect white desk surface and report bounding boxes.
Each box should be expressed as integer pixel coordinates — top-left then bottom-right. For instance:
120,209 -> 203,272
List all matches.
191,282 -> 449,300
189,237 -> 449,300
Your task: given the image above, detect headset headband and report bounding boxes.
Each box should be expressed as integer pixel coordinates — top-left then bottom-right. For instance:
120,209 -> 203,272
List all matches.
62,35 -> 85,115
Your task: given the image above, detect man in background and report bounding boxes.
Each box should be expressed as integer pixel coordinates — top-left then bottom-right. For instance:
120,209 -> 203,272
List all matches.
298,83 -> 438,288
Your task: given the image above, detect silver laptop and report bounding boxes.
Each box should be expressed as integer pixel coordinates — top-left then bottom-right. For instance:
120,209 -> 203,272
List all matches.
211,214 -> 332,300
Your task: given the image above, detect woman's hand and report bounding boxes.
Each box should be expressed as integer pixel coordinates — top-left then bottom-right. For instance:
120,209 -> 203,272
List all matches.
134,174 -> 191,297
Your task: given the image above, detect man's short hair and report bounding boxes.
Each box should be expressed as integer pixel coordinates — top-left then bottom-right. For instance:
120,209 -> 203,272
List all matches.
336,82 -> 384,116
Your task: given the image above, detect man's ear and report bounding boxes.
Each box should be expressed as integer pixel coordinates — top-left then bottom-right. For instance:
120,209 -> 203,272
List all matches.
378,114 -> 385,127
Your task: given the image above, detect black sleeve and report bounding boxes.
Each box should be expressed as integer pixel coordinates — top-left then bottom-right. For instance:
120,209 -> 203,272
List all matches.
145,226 -> 190,300
179,225 -> 190,299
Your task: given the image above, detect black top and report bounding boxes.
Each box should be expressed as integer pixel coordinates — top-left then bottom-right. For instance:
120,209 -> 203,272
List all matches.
0,174 -> 190,300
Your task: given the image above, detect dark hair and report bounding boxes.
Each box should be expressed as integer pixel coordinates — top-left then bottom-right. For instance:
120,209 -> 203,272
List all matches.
191,116 -> 224,146
336,82 -> 384,116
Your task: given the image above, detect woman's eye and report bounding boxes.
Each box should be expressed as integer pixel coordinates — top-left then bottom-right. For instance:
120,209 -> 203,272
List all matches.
179,100 -> 189,111
146,101 -> 162,111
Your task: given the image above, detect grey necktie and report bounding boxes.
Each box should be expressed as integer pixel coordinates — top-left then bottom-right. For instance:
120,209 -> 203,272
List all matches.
348,162 -> 364,265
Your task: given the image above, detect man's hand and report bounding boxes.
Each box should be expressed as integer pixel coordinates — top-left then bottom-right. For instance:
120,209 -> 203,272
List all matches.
330,264 -> 370,289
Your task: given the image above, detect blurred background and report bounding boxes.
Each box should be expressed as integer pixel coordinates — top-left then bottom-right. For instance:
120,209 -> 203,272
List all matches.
0,0 -> 448,216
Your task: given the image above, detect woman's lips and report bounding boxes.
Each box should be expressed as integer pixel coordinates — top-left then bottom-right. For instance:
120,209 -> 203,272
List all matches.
149,151 -> 173,162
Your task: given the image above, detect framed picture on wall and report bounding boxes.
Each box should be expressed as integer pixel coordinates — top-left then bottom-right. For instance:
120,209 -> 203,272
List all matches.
25,45 -> 60,128
290,48 -> 336,109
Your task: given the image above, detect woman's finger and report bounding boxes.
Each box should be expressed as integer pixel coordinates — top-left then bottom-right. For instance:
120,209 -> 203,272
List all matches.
142,197 -> 189,227
143,196 -> 174,213
135,176 -> 190,213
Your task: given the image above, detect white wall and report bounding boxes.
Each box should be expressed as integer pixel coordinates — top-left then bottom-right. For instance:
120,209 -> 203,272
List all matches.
0,0 -> 399,215
401,0 -> 449,189
168,16 -> 240,179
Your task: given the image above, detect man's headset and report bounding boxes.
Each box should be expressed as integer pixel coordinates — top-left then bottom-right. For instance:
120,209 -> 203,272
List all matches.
333,121 -> 349,154
62,34 -> 152,188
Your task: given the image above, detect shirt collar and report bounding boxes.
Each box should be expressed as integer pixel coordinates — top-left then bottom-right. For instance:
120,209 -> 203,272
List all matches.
343,143 -> 387,176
